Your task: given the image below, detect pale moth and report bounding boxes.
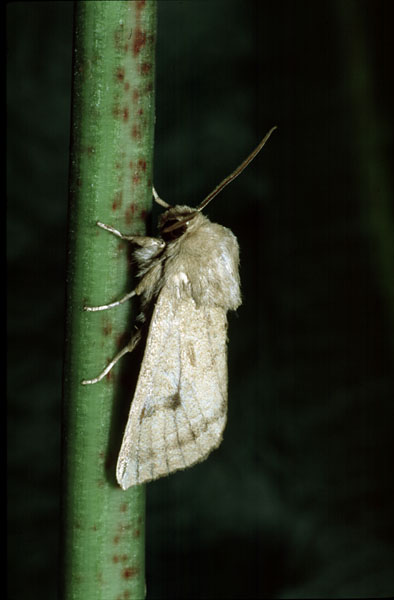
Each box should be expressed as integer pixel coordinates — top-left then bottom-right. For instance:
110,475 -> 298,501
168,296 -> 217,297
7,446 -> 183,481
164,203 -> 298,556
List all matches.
82,127 -> 276,489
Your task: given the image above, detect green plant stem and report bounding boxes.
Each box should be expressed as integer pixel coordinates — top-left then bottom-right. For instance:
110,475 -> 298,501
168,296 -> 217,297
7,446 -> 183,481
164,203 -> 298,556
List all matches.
62,2 -> 156,598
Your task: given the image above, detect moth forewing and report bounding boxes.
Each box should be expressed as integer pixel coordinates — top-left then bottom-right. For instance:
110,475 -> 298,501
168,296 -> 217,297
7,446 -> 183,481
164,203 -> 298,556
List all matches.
116,289 -> 230,488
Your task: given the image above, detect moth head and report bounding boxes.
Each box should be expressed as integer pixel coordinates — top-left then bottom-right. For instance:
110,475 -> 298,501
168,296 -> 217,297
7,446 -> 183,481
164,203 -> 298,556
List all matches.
155,126 -> 277,240
158,206 -> 203,241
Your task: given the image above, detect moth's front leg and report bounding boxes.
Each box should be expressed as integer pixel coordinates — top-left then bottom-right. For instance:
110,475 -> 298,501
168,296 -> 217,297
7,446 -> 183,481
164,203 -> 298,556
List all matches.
83,221 -> 165,313
96,220 -> 165,252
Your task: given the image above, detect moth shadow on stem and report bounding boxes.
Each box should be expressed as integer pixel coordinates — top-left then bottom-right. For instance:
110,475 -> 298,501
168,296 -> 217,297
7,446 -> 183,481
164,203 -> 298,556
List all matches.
102,287 -> 151,488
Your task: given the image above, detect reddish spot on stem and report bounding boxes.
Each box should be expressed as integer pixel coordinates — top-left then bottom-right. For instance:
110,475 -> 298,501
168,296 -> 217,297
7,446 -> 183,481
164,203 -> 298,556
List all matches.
132,174 -> 141,185
122,566 -> 139,579
123,107 -> 129,122
120,503 -> 128,512
136,0 -> 146,8
116,67 -> 125,82
124,81 -> 130,91
105,369 -> 114,383
113,554 -> 129,567
125,203 -> 136,225
133,528 -> 141,538
140,209 -> 148,221
133,27 -> 146,56
86,145 -> 95,156
131,124 -> 141,139
112,190 -> 123,211
102,321 -> 113,336
138,159 -> 146,171
113,535 -> 120,544
132,89 -> 140,103
137,107 -> 144,116
140,62 -> 151,75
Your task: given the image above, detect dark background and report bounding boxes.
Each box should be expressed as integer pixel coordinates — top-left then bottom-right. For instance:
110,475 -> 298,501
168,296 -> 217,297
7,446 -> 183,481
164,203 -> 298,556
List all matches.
7,1 -> 394,598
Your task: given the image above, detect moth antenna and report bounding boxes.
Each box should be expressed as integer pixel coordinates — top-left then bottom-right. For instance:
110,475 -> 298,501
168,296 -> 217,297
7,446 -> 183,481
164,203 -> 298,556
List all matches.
162,127 -> 277,235
153,186 -> 170,208
197,126 -> 277,212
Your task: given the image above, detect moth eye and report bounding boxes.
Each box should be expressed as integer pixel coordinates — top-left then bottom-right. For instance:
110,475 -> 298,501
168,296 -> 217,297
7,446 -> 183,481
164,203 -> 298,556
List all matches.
161,220 -> 188,242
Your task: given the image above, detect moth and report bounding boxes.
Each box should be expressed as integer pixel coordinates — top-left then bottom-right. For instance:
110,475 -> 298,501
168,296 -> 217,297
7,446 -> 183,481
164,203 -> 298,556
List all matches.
82,127 -> 276,489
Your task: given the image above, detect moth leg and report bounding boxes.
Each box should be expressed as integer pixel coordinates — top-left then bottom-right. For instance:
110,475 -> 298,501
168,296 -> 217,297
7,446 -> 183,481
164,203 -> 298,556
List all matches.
96,220 -> 165,250
84,290 -> 136,312
81,330 -> 142,385
84,221 -> 166,311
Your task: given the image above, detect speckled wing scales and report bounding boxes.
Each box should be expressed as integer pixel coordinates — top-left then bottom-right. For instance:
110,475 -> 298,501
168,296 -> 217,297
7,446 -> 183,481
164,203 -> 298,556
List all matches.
116,286 -> 228,489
